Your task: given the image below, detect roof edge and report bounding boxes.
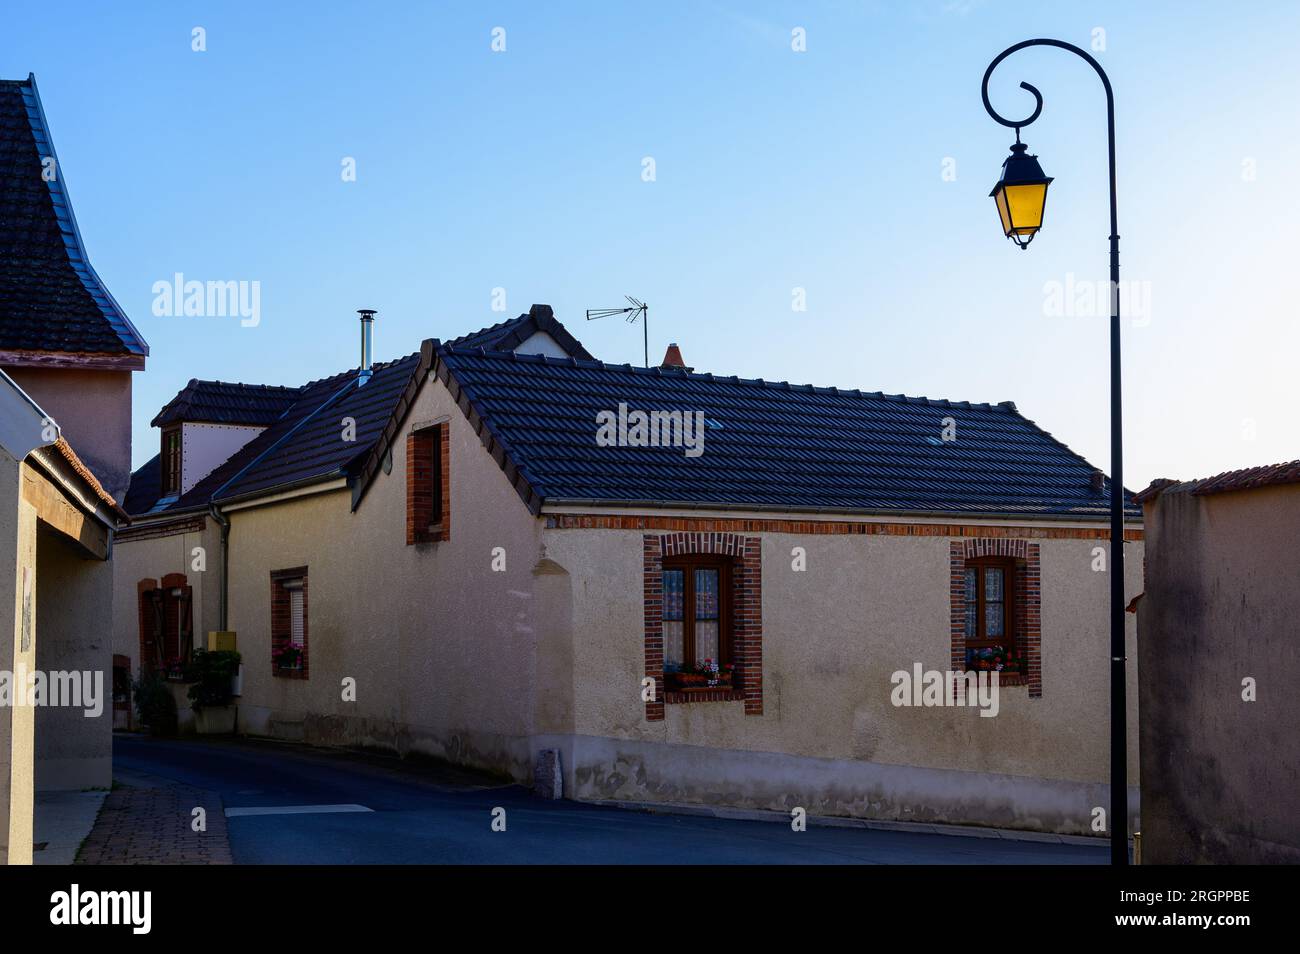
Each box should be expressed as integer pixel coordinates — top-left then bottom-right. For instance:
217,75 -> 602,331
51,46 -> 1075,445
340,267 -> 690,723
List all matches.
24,74 -> 149,358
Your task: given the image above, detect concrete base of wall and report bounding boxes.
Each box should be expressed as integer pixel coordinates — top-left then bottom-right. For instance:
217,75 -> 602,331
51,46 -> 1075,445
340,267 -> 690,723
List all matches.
34,756 -> 111,793
237,706 -> 534,783
229,709 -> 1136,836
538,733 -> 1139,837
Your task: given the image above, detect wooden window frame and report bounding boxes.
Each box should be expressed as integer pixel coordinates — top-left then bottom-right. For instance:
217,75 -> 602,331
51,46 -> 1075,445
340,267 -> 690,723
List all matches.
661,555 -> 733,671
161,425 -> 182,496
964,556 -> 1017,650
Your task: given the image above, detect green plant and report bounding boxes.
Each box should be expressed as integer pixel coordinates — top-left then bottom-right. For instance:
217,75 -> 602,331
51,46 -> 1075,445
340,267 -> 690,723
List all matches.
185,649 -> 242,710
132,670 -> 178,736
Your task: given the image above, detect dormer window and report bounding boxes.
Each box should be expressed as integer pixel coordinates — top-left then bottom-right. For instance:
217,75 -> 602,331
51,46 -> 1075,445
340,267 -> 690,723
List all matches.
161,426 -> 181,496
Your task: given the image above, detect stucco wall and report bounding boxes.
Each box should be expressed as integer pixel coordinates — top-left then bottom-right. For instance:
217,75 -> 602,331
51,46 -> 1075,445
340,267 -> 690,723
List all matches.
0,454 -> 36,863
34,523 -> 112,790
1138,485 -> 1300,863
111,519 -> 221,676
224,376 -> 546,780
540,526 -> 1141,834
4,368 -> 133,502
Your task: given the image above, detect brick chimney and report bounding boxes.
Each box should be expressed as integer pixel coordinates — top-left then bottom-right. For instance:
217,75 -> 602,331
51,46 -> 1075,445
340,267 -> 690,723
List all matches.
1090,469 -> 1105,493
660,342 -> 692,372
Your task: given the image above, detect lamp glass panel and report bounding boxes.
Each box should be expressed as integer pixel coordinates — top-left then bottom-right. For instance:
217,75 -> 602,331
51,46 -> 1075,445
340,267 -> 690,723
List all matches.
994,188 -> 1012,236
1004,182 -> 1047,234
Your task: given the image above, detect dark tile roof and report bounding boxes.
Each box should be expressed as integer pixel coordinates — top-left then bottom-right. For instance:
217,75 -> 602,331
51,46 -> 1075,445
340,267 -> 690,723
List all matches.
126,308 -> 582,516
125,353 -> 427,515
435,348 -> 1141,520
446,304 -> 594,360
151,379 -> 300,427
0,75 -> 147,357
1138,460 -> 1300,502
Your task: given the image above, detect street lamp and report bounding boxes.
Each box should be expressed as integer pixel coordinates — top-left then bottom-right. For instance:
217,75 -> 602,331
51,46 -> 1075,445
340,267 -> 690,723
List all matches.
989,141 -> 1052,248
980,38 -> 1129,866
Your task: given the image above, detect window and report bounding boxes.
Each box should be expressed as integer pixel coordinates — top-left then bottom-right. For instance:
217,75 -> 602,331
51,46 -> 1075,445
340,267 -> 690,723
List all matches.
406,422 -> 449,544
661,556 -> 733,691
963,557 -> 1023,675
271,568 -> 309,677
137,575 -> 192,679
161,426 -> 181,496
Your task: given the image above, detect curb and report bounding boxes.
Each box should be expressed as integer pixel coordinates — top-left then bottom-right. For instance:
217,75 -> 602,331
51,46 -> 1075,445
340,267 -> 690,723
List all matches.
582,798 -> 1108,847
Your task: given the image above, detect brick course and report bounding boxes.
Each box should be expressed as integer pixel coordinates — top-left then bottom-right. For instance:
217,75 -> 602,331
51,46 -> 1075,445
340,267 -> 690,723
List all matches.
950,538 -> 1042,698
644,531 -> 763,720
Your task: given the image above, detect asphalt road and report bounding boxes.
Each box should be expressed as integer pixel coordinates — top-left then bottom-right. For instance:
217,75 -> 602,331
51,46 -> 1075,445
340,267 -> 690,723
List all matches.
113,735 -> 1108,865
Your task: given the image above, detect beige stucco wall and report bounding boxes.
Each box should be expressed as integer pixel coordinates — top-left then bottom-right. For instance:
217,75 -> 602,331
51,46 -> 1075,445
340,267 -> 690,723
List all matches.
0,454 -> 36,863
34,523 -> 113,790
539,527 -> 1142,834
4,368 -> 133,502
1139,484 -> 1300,862
111,519 -> 221,678
224,375 -> 545,779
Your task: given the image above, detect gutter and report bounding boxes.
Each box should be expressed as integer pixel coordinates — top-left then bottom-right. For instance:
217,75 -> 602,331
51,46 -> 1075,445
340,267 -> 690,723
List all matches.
541,497 -> 1144,523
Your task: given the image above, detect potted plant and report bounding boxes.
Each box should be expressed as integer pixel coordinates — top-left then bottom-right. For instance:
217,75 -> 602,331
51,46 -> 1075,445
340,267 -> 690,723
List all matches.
187,649 -> 242,735
275,644 -> 304,671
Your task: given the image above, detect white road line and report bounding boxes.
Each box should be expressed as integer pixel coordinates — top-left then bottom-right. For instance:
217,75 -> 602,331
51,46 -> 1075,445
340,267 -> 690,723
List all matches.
225,804 -> 374,817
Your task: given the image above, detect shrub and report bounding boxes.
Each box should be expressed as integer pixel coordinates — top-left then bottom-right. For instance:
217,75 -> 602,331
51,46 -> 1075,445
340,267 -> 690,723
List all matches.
185,649 -> 242,710
132,670 -> 178,736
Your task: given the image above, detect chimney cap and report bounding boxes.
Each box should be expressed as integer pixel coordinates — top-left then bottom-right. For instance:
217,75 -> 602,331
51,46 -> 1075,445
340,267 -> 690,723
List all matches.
357,308 -> 377,320
661,342 -> 687,369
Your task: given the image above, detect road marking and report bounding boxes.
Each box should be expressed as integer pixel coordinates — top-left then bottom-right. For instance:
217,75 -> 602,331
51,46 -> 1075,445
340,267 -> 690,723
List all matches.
225,804 -> 373,817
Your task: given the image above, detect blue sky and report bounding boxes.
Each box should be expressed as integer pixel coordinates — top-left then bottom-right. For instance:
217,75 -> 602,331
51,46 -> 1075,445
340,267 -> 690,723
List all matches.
4,1 -> 1298,485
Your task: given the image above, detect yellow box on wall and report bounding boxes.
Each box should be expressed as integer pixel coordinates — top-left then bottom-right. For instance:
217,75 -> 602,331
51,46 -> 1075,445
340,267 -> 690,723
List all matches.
207,631 -> 237,652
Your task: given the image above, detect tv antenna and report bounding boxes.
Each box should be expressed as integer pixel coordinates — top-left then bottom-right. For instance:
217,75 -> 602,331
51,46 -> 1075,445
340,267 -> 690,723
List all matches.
586,296 -> 649,367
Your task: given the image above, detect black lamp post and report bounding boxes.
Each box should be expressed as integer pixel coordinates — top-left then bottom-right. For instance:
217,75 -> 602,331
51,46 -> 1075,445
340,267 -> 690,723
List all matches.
980,38 -> 1129,866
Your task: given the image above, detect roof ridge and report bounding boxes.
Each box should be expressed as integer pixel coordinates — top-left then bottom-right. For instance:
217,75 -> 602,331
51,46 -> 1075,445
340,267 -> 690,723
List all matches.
438,344 -> 1015,413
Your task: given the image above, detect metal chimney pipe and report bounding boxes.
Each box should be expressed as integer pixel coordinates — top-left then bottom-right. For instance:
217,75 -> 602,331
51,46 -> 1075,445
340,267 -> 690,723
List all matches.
357,309 -> 377,384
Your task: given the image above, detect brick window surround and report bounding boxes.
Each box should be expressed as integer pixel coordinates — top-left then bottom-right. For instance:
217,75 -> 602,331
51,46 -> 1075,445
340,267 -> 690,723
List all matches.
271,567 -> 309,679
406,422 -> 449,544
137,574 -> 192,675
950,539 -> 1040,697
644,532 -> 762,719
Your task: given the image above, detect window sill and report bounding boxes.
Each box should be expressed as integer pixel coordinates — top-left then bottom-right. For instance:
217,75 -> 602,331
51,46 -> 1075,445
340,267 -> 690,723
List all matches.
665,688 -> 745,705
989,673 -> 1029,687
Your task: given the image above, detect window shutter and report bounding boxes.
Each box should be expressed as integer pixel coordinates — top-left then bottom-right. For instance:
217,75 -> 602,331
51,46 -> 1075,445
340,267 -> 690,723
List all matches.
289,588 -> 305,648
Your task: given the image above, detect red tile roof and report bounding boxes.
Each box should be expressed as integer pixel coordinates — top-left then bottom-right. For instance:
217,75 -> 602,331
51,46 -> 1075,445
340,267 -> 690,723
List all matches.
1137,460 -> 1300,503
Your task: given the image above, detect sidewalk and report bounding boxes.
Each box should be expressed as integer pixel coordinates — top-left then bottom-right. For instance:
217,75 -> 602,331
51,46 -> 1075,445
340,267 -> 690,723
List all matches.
34,790 -> 107,865
75,774 -> 233,865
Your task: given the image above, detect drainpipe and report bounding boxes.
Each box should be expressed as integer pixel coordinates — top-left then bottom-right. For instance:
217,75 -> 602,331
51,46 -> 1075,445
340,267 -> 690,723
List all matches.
208,503 -> 230,630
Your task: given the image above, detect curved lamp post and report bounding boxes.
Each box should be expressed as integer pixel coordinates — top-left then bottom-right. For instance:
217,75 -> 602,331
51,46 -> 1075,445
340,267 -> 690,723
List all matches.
981,39 -> 1128,866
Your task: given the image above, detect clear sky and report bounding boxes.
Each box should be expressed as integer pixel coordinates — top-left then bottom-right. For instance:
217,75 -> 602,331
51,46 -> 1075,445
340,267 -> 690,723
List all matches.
4,1 -> 1298,486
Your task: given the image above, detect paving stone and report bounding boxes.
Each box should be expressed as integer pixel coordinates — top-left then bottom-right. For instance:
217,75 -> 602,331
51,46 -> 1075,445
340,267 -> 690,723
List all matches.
76,784 -> 232,865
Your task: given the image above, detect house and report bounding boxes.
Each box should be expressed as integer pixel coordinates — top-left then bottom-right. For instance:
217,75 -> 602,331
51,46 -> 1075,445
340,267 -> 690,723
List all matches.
1,75 -> 148,502
1135,462 -> 1300,863
0,73 -> 143,862
113,305 -> 587,728
120,305 -> 1143,836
